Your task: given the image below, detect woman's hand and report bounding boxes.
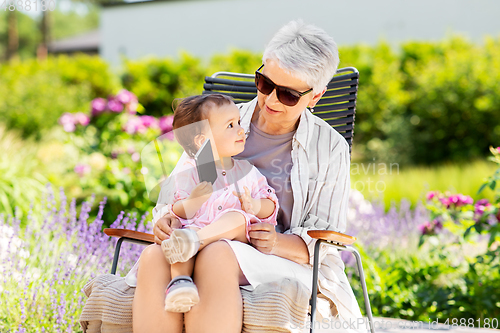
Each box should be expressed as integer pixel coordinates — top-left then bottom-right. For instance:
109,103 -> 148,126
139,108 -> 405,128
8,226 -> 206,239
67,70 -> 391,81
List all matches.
233,186 -> 260,215
153,213 -> 182,245
248,222 -> 278,255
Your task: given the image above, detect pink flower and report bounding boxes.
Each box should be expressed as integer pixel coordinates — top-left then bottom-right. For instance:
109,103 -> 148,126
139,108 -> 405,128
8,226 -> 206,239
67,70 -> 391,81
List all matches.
91,98 -> 107,117
418,219 -> 442,235
116,89 -> 134,104
74,164 -> 91,177
131,152 -> 140,162
74,112 -> 90,126
126,99 -> 139,114
163,131 -> 175,141
426,191 -> 437,201
474,199 -> 492,219
59,113 -> 76,132
497,147 -> 500,154
124,117 -> 147,135
140,115 -> 158,129
439,197 -> 450,208
107,98 -> 124,113
159,115 -> 174,134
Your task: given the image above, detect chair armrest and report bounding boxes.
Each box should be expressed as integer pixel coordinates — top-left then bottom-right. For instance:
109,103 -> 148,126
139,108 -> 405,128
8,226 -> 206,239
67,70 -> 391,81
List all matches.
104,228 -> 155,244
307,230 -> 356,246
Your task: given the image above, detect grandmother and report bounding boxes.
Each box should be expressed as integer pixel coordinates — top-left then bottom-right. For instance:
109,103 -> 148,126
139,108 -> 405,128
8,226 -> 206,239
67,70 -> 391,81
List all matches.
130,20 -> 364,333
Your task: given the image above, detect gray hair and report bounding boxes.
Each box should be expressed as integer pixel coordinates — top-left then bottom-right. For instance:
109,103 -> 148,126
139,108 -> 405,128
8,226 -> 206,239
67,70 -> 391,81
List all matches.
262,20 -> 340,94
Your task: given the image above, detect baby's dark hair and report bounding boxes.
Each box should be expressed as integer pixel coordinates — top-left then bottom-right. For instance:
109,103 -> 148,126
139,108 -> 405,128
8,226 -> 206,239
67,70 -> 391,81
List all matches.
173,94 -> 234,157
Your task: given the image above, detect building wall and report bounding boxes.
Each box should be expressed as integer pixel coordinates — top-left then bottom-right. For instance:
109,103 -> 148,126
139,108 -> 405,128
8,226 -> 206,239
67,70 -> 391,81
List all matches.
101,0 -> 500,65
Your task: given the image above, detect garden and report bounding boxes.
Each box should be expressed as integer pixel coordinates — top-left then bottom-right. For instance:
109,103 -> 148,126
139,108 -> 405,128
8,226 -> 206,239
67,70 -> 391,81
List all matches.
1,36 -> 500,332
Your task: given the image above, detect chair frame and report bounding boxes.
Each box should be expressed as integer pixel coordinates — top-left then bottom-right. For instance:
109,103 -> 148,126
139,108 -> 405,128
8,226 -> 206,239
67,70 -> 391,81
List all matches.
104,66 -> 375,333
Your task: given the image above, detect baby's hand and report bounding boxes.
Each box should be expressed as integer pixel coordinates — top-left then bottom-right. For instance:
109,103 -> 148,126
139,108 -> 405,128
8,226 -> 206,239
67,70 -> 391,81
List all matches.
189,181 -> 213,203
233,186 -> 259,215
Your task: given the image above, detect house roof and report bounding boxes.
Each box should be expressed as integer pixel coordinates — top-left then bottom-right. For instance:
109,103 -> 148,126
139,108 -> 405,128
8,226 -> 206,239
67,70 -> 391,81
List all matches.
48,30 -> 100,53
101,0 -> 176,8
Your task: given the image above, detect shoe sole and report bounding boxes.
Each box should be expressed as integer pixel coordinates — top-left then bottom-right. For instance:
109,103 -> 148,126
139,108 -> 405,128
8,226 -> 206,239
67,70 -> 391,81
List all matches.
161,230 -> 196,264
164,286 -> 200,313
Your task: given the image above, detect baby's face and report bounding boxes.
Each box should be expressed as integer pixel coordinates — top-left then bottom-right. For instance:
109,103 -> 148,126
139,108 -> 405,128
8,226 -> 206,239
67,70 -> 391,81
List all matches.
206,102 -> 246,158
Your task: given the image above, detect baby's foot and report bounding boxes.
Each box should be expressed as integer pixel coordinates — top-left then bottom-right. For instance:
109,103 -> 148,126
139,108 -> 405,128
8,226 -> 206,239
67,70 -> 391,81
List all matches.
161,229 -> 200,264
164,275 -> 200,313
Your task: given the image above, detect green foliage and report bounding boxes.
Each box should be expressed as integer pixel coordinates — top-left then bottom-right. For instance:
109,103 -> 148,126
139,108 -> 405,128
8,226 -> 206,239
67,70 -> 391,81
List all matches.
121,53 -> 206,118
340,36 -> 500,165
351,241 -> 500,321
0,125 -> 47,220
56,90 -> 182,226
0,55 -> 119,139
402,37 -> 500,164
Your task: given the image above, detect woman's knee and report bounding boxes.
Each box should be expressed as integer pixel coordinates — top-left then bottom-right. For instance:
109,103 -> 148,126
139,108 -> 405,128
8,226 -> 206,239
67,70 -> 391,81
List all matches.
139,244 -> 166,268
194,241 -> 236,273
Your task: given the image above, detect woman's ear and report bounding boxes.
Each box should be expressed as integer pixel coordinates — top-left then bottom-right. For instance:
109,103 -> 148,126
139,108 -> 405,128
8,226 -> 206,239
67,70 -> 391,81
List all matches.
308,87 -> 327,109
193,134 -> 206,150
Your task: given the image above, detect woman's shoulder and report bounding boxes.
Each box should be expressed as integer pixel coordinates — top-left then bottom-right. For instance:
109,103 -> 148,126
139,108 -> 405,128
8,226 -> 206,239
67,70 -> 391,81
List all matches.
307,112 -> 349,153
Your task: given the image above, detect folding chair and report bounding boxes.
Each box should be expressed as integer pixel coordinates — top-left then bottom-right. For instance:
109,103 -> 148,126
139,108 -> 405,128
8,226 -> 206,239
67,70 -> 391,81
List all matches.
104,67 -> 375,333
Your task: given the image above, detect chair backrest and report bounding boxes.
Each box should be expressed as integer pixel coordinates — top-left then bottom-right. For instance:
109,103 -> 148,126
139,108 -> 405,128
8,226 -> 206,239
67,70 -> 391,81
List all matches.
202,67 -> 358,153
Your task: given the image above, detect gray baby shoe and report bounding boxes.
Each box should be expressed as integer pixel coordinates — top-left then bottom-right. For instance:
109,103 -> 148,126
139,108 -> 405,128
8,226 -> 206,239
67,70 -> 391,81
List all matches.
164,275 -> 200,313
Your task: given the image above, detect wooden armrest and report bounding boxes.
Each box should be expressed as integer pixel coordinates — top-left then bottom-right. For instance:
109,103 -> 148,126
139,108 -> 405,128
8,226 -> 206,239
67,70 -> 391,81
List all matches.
104,228 -> 155,244
307,230 -> 356,245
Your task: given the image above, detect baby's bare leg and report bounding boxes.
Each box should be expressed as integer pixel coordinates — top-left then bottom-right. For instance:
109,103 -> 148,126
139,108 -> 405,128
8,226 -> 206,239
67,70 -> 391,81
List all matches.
197,211 -> 248,250
170,257 -> 195,279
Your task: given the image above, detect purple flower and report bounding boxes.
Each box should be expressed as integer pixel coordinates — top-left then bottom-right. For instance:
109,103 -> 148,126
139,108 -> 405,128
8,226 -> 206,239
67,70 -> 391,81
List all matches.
159,115 -> 174,134
74,164 -> 91,177
91,98 -> 107,117
107,98 -> 124,113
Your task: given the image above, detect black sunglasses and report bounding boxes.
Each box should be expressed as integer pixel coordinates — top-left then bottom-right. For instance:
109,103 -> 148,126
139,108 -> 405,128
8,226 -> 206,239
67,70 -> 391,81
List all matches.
255,65 -> 313,106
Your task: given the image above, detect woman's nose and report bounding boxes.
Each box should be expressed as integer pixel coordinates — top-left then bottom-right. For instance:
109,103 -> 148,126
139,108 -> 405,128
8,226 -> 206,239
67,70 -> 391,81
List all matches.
266,88 -> 280,107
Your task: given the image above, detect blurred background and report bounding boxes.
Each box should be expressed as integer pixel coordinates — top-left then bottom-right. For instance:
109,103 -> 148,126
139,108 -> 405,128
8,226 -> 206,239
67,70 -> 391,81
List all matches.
1,0 -> 500,331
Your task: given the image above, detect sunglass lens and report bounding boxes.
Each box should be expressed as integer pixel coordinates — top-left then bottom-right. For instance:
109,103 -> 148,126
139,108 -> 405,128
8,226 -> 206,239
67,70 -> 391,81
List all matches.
277,88 -> 300,106
255,73 -> 274,95
255,71 -> 302,106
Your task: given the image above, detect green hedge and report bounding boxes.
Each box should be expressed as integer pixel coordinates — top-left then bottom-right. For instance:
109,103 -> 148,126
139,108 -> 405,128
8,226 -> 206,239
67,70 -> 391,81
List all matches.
338,37 -> 500,165
1,37 -> 499,164
0,55 -> 120,139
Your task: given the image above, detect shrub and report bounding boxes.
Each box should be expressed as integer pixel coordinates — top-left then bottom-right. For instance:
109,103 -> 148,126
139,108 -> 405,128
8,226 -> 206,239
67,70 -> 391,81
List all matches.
0,124 -> 47,219
57,89 -> 182,226
0,55 -> 119,139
